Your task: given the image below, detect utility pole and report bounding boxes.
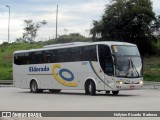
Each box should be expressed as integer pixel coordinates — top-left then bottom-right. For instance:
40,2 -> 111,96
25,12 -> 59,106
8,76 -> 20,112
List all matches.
5,5 -> 11,77
6,5 -> 10,43
56,5 -> 58,39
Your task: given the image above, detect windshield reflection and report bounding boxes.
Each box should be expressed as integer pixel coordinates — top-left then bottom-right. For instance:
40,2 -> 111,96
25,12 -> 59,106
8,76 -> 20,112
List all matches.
115,56 -> 142,78
112,45 -> 140,56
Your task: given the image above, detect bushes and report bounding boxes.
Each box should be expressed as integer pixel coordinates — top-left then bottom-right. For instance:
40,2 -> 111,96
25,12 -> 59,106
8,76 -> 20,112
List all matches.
143,57 -> 160,82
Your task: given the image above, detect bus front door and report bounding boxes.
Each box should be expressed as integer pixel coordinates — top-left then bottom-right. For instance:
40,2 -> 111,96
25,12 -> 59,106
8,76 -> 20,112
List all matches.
104,57 -> 115,90
98,45 -> 114,90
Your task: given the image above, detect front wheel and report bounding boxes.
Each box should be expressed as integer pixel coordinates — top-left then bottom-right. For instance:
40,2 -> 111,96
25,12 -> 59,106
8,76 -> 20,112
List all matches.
112,91 -> 119,95
88,81 -> 96,96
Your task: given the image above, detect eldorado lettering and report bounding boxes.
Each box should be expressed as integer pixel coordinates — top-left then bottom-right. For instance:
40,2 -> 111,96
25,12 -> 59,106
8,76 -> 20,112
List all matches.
29,66 -> 49,72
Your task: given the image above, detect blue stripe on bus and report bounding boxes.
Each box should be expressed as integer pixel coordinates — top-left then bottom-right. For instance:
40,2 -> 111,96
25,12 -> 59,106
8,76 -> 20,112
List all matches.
89,61 -> 113,90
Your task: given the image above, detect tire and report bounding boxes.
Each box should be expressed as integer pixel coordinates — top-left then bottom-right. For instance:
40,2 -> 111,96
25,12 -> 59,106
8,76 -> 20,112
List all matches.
49,89 -> 61,93
88,81 -> 96,96
30,81 -> 43,93
85,83 -> 90,95
112,91 -> 119,95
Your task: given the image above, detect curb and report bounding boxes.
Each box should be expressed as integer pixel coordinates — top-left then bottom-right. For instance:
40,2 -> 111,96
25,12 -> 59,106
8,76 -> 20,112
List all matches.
0,85 -> 14,87
143,81 -> 160,89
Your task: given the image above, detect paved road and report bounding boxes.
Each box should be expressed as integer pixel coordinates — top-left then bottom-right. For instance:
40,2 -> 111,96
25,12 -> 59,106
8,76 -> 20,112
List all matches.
0,87 -> 160,111
0,87 -> 160,120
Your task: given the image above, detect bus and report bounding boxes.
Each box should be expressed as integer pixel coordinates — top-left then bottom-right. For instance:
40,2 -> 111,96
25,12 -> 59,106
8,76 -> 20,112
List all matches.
13,41 -> 143,95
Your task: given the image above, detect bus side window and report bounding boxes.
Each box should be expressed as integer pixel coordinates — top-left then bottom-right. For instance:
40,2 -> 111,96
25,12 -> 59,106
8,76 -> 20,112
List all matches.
16,53 -> 27,65
83,46 -> 97,61
98,45 -> 114,76
71,47 -> 81,61
43,51 -> 52,63
14,54 -> 20,65
57,49 -> 71,63
30,51 -> 43,64
65,49 -> 71,62
51,50 -> 56,63
24,53 -> 30,64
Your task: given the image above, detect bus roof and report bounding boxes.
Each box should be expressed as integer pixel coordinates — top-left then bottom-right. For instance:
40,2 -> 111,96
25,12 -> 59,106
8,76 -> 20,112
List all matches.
14,41 -> 136,54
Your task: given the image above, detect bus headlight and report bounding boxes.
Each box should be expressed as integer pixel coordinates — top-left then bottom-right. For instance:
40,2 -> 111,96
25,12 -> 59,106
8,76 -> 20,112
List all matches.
140,81 -> 143,84
116,81 -> 123,84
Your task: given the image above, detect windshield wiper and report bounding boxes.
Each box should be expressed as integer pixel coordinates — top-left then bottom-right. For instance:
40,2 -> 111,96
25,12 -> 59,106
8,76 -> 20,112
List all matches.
129,58 -> 139,77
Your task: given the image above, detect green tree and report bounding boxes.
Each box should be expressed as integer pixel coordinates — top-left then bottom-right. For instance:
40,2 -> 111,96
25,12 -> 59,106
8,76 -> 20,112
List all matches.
16,20 -> 47,43
152,15 -> 160,38
53,33 -> 91,44
91,0 -> 157,55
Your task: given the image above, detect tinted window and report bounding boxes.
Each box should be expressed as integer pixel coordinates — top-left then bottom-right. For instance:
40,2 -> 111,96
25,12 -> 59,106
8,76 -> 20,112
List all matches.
14,45 -> 98,65
14,53 -> 29,65
84,46 -> 97,61
98,45 -> 114,76
30,51 -> 43,64
43,51 -> 52,63
57,49 -> 71,62
71,47 -> 83,61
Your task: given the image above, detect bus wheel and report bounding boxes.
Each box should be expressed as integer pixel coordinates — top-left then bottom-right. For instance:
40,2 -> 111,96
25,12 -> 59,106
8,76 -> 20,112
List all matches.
30,81 -> 43,93
88,81 -> 96,96
85,82 -> 90,95
49,89 -> 61,93
112,91 -> 119,95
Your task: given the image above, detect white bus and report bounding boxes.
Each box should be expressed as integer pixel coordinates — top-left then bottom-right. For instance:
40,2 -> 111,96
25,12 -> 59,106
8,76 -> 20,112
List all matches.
13,42 -> 143,95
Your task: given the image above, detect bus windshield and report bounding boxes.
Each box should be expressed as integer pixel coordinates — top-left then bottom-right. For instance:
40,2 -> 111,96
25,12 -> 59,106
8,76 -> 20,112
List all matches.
112,45 -> 142,78
112,45 -> 140,56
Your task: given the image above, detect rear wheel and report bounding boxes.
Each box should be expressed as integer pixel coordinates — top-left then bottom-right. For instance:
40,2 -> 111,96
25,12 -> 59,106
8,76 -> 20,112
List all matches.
30,81 -> 43,93
112,91 -> 119,95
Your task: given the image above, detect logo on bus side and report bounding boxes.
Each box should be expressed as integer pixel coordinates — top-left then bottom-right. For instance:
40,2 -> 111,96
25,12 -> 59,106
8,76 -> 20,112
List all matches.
29,66 -> 49,72
52,64 -> 78,87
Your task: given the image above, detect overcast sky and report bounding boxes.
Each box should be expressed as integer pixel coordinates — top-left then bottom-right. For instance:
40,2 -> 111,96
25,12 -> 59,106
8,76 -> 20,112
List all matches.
0,0 -> 160,44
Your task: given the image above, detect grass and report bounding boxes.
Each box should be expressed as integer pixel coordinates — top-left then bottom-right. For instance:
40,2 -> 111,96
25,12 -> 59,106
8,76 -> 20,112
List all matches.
0,42 -> 43,80
143,56 -> 160,82
0,66 -> 12,80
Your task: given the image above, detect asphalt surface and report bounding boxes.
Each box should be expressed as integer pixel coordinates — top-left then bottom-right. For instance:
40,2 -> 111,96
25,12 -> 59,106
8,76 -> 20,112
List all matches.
0,87 -> 160,120
0,87 -> 160,111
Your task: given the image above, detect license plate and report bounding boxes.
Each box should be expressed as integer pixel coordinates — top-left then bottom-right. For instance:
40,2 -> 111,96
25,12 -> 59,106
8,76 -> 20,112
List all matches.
130,86 -> 135,89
